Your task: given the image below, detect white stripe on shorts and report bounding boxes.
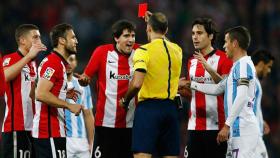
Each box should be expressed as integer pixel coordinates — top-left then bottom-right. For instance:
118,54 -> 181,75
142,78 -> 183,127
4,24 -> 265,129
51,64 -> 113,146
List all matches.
13,131 -> 17,158
50,138 -> 57,158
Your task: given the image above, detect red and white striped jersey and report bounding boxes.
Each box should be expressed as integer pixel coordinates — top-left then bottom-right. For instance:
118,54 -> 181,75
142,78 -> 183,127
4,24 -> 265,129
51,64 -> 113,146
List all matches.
84,44 -> 139,128
187,49 -> 232,130
2,51 -> 37,132
32,51 -> 68,138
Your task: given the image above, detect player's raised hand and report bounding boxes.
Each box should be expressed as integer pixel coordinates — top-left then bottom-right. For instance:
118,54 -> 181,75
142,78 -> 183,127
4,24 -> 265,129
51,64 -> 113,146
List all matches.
27,43 -> 47,59
66,87 -> 81,102
74,73 -> 91,87
217,125 -> 230,144
67,103 -> 82,116
194,51 -> 207,67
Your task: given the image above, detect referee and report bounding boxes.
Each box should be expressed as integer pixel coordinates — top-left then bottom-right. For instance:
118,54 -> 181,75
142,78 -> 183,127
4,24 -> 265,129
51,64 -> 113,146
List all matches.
120,12 -> 182,158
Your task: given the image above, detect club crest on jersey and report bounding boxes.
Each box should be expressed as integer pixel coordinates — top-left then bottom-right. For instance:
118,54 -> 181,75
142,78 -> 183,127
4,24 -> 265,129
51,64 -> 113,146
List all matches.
110,71 -> 132,80
43,67 -> 55,80
3,58 -> 11,66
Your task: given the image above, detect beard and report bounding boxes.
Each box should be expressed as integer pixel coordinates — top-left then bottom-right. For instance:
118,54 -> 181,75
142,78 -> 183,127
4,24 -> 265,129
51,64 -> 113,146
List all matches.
65,45 -> 77,55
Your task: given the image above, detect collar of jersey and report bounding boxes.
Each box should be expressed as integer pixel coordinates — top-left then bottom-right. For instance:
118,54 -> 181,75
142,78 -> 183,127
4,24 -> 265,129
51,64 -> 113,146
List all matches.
17,50 -> 24,57
205,49 -> 216,57
52,50 -> 68,64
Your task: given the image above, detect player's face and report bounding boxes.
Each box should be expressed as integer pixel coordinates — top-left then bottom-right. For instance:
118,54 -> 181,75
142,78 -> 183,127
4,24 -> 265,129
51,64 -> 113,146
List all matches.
23,30 -> 42,51
66,54 -> 77,74
115,29 -> 135,54
223,33 -> 234,59
261,60 -> 273,78
192,24 -> 212,50
65,29 -> 78,55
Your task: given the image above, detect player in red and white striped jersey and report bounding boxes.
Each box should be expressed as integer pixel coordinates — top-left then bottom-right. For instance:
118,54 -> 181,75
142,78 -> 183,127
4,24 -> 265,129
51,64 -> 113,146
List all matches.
1,24 -> 47,158
76,20 -> 138,158
179,18 -> 232,158
32,23 -> 82,158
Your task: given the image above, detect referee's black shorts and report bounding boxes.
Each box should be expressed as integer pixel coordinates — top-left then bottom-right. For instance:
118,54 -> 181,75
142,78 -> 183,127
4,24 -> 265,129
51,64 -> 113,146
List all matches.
92,126 -> 133,158
132,99 -> 180,156
185,130 -> 227,158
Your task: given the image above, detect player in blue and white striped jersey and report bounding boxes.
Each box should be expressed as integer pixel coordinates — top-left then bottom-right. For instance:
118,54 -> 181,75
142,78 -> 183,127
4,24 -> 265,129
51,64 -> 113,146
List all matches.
251,49 -> 274,158
190,26 -> 262,158
65,54 -> 94,158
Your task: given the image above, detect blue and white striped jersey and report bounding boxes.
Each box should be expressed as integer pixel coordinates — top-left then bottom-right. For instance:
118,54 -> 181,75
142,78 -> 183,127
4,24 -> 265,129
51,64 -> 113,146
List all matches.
253,77 -> 264,135
224,56 -> 259,137
65,76 -> 93,138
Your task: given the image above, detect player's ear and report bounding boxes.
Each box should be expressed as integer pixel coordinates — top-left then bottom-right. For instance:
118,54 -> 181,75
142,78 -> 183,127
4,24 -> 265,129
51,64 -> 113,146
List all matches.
58,37 -> 66,45
209,34 -> 213,41
233,39 -> 238,48
114,37 -> 119,43
19,36 -> 25,45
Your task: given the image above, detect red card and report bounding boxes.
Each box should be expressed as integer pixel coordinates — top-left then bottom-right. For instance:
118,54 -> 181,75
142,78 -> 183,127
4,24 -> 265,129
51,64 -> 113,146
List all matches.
138,3 -> 147,18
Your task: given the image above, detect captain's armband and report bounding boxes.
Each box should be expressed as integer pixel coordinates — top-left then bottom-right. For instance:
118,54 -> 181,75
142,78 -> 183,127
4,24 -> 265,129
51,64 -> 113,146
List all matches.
237,78 -> 249,86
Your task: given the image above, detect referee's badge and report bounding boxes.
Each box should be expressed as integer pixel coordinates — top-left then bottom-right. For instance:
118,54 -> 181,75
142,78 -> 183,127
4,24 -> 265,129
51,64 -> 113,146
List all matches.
43,67 -> 55,80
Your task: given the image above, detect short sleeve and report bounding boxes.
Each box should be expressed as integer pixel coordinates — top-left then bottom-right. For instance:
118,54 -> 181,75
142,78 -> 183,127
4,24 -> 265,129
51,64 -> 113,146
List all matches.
233,62 -> 254,81
2,55 -> 15,68
83,86 -> 93,109
84,46 -> 103,78
133,47 -> 149,72
40,61 -> 60,84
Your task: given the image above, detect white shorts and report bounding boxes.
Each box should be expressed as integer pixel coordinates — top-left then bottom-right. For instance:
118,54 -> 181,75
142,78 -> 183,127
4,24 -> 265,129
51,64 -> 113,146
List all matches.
226,134 -> 261,158
255,137 -> 269,158
66,137 -> 91,158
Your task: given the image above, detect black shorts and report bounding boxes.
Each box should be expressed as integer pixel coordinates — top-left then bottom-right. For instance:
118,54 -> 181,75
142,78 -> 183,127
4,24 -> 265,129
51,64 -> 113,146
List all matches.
185,130 -> 227,158
33,137 -> 66,158
92,126 -> 132,158
2,131 -> 34,158
132,99 -> 180,156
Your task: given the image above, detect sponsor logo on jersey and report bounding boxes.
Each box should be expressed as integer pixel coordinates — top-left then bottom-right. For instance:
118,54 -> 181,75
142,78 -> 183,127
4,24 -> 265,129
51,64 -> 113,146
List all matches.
110,71 -> 132,80
190,76 -> 212,83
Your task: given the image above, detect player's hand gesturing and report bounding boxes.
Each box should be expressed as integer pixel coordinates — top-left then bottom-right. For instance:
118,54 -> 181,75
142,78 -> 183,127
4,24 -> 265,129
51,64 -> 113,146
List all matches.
74,73 -> 91,87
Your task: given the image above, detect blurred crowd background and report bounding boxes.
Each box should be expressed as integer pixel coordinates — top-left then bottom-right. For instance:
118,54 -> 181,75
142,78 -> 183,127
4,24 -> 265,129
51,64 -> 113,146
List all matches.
0,0 -> 279,157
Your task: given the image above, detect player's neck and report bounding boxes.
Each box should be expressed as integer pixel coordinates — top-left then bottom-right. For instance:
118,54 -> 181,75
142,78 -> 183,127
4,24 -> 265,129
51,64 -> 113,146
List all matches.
53,47 -> 69,61
18,47 -> 28,56
200,45 -> 214,56
67,73 -> 73,81
233,49 -> 247,62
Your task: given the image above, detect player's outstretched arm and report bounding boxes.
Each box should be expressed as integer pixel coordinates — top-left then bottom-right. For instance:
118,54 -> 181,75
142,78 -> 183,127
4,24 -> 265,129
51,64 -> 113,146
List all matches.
190,78 -> 226,95
36,78 -> 82,115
